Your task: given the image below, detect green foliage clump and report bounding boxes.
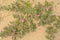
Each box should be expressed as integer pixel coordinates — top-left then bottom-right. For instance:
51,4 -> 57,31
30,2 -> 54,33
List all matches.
46,26 -> 57,40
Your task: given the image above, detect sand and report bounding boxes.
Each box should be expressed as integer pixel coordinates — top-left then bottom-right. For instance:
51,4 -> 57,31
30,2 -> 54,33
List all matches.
0,0 -> 60,40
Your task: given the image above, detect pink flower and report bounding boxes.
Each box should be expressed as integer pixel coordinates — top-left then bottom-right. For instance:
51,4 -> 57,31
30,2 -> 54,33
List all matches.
36,14 -> 40,17
22,18 -> 25,23
13,30 -> 16,32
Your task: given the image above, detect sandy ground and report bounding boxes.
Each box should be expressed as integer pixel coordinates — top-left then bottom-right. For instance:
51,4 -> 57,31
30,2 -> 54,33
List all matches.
0,0 -> 60,40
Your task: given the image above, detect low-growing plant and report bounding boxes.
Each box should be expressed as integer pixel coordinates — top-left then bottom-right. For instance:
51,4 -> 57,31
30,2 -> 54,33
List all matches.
0,0 -> 60,40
